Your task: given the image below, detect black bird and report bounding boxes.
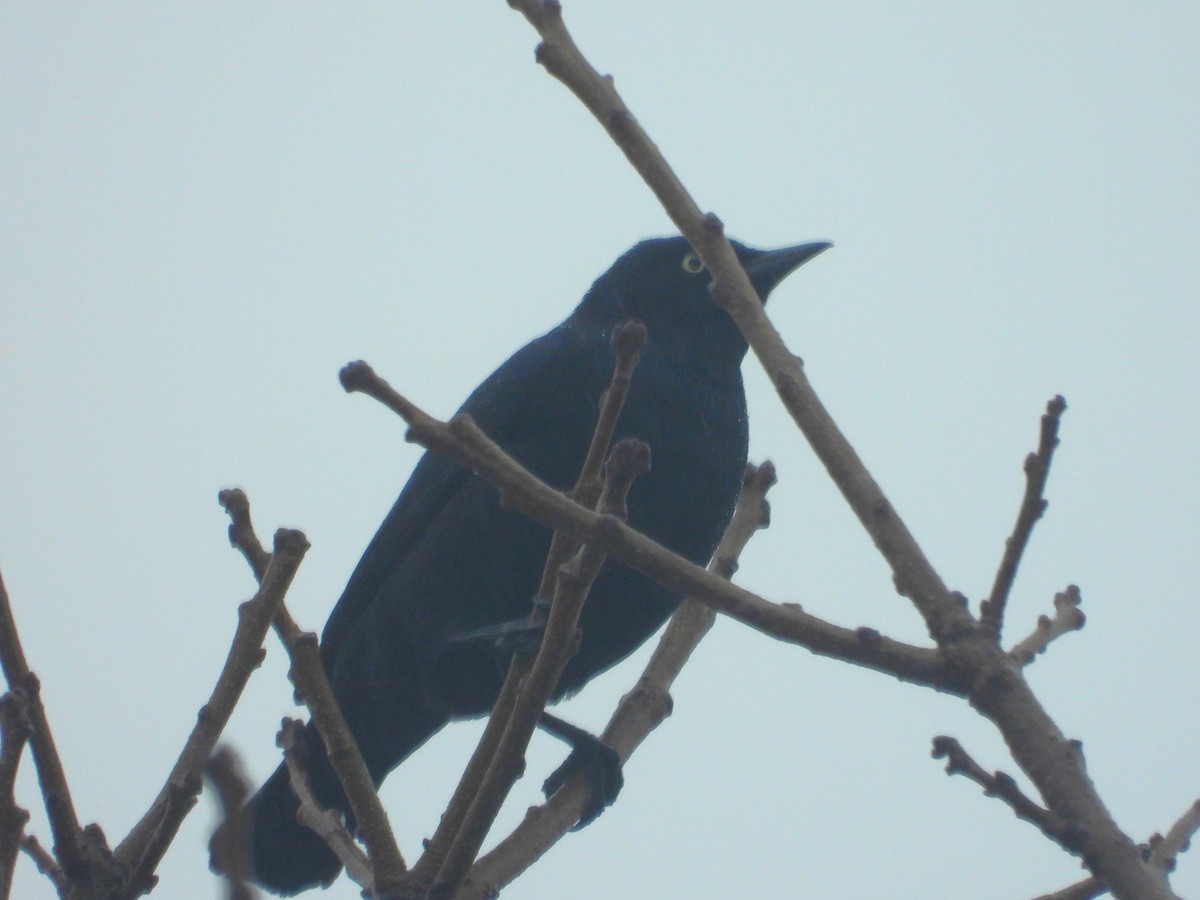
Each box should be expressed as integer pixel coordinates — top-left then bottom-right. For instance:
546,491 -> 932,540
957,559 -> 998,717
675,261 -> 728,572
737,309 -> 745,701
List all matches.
232,235 -> 829,894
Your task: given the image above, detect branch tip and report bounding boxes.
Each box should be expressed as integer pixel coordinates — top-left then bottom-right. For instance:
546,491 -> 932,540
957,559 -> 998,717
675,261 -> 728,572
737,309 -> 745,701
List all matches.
610,318 -> 647,360
982,395 -> 1069,640
271,528 -> 310,558
1010,586 -> 1085,666
338,360 -> 376,394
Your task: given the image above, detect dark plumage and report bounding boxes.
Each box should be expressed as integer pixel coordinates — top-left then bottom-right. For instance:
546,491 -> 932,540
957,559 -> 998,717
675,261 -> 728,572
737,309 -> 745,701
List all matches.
235,236 -> 829,894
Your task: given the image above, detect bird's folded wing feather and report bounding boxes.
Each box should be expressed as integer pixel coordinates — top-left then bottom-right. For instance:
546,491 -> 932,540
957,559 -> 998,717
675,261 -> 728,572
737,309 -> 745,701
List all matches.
319,321 -> 608,658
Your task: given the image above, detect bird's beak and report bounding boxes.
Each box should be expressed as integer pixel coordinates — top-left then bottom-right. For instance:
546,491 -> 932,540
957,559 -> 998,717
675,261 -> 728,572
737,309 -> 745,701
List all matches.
742,241 -> 832,301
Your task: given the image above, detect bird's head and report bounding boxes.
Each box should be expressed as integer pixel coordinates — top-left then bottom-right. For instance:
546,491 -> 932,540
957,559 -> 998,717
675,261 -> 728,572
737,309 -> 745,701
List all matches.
572,235 -> 830,369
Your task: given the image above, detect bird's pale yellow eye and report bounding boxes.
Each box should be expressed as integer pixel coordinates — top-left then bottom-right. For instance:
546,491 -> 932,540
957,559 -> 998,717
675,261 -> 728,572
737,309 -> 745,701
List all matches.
681,253 -> 705,274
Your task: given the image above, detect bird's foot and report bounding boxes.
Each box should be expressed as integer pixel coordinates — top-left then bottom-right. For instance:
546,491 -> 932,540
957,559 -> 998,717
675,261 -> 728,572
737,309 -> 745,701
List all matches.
539,712 -> 623,830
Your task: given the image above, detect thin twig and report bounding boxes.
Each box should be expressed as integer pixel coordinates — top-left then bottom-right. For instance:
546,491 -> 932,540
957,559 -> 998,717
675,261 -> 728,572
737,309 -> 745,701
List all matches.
0,568 -> 91,887
113,530 -> 309,895
219,488 -> 407,894
1153,798 -> 1200,873
218,489 -> 271,582
0,692 -> 32,899
19,835 -> 67,894
1009,586 -> 1086,667
278,720 -> 373,892
430,439 -> 650,899
931,736 -> 1067,844
459,461 -> 776,898
274,607 -> 407,890
568,320 -> 647,507
982,396 -> 1068,639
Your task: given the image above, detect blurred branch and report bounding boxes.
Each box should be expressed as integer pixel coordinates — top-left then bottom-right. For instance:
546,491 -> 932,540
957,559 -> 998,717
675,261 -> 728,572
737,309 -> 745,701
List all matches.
112,529 -> 309,896
1009,586 -> 1086,667
0,568 -> 92,888
981,396 -> 1067,639
459,460 -> 776,898
1036,875 -> 1110,900
218,488 -> 408,894
19,835 -> 67,894
1153,799 -> 1200,876
204,747 -> 257,900
0,691 -> 32,898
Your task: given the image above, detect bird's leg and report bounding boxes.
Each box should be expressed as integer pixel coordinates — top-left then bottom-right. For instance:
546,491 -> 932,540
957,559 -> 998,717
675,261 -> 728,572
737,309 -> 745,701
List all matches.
442,618 -> 546,657
442,595 -> 552,660
538,712 -> 624,829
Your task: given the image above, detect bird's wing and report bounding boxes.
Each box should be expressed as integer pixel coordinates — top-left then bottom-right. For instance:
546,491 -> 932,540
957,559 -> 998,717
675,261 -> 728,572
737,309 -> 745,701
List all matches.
319,321 -> 607,658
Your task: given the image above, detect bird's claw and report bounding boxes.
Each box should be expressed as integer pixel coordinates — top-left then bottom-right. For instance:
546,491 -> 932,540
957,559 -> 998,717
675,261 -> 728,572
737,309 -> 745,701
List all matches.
539,713 -> 624,829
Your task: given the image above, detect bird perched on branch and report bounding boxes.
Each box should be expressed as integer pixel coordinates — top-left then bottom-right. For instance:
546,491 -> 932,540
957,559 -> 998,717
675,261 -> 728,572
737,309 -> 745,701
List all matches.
228,235 -> 830,894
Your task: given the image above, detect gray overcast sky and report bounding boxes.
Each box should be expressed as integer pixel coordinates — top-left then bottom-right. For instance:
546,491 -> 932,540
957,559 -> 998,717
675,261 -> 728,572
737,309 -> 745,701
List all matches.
3,4 -> 1198,898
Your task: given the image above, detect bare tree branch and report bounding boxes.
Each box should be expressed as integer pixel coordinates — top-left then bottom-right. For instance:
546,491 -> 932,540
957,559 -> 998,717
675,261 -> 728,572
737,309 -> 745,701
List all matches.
276,604 -> 407,890
459,461 -> 777,898
409,322 -> 647,894
1010,586 -> 1086,667
931,736 -> 1067,844
569,320 -> 647,509
1034,877 -> 1109,900
277,720 -> 373,892
218,488 -> 408,894
112,529 -> 309,896
218,489 -> 271,583
339,360 -> 949,690
0,568 -> 92,889
506,0 -> 967,642
1154,799 -> 1200,875
982,395 -> 1068,639
501,6 -> 1168,897
430,439 -> 650,899
0,691 -> 32,899
1035,799 -> 1200,900
19,835 -> 67,894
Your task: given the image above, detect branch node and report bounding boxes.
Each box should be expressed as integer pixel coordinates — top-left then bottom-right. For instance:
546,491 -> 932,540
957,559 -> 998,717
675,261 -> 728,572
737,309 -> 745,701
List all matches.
855,627 -> 882,648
